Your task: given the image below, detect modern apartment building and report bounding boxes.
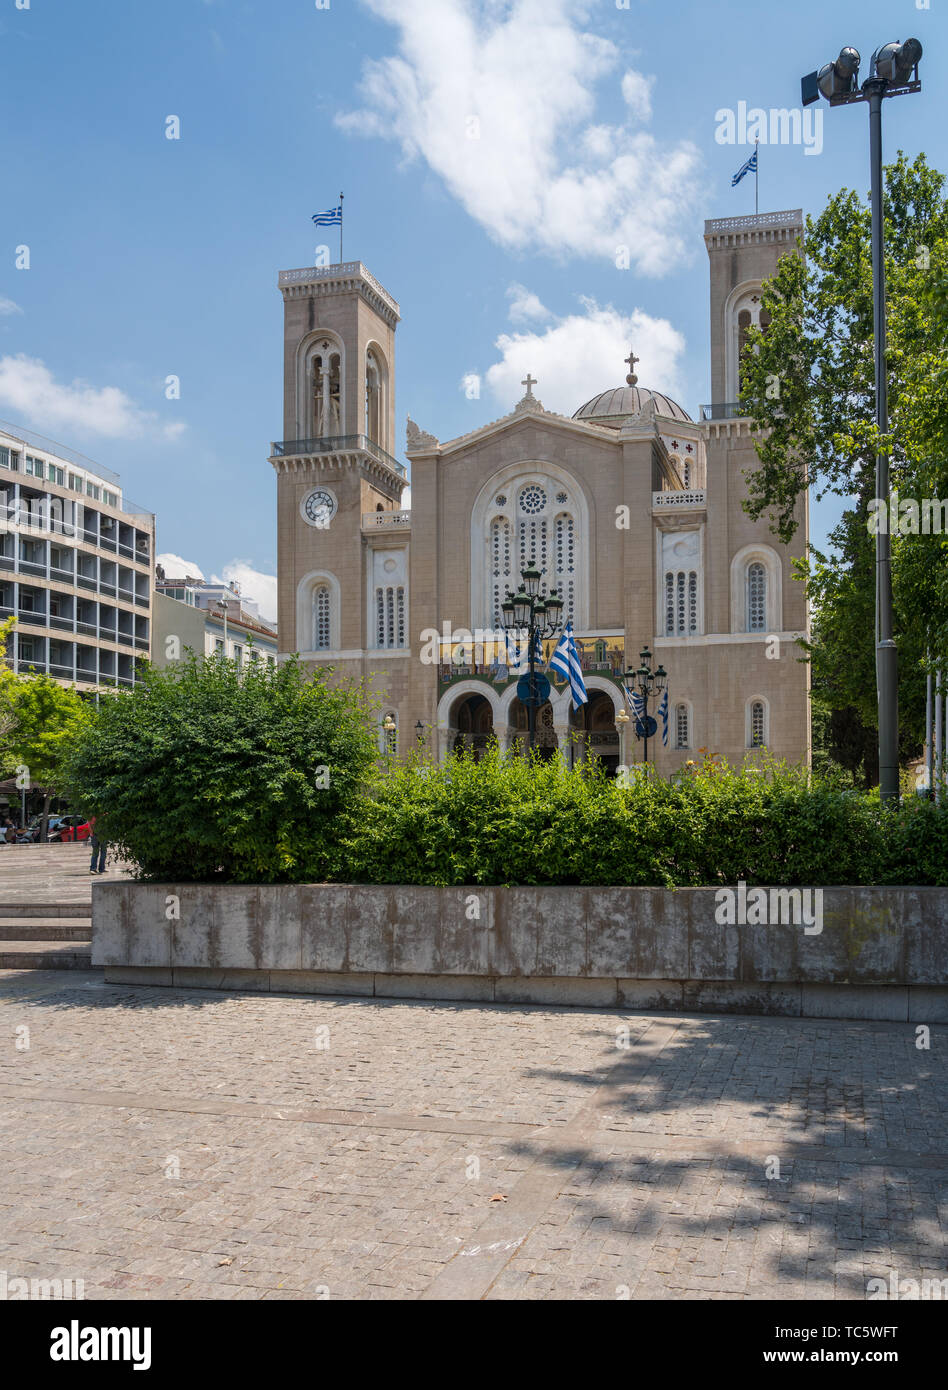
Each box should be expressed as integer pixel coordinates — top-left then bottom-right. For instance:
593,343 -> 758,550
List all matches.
152,576 -> 278,668
0,422 -> 154,690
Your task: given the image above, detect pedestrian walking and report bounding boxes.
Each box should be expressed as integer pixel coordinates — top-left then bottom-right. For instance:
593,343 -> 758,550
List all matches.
88,816 -> 108,874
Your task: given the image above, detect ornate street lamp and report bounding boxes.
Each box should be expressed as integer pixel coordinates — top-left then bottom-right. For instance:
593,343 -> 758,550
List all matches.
500,565 -> 565,754
624,647 -> 668,770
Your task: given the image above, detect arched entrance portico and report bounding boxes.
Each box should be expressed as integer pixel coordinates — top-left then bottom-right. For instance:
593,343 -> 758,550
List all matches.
436,682 -> 501,762
568,680 -> 625,774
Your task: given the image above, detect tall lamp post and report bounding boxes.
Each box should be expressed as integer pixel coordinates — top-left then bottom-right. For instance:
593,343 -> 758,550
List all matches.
501,566 -> 564,755
802,37 -> 923,804
625,647 -> 667,770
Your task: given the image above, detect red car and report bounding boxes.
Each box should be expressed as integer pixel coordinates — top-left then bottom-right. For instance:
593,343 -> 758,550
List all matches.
57,816 -> 92,842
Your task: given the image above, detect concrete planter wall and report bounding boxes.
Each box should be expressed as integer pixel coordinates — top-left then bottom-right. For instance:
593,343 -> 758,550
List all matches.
92,882 -> 948,1022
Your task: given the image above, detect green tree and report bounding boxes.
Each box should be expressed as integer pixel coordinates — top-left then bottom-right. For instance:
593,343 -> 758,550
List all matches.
3,667 -> 89,839
739,153 -> 948,782
62,652 -> 379,882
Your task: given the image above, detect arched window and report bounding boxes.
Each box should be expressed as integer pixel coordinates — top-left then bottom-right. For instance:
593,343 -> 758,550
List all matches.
738,309 -> 753,393
313,584 -> 331,650
749,700 -> 766,748
747,562 -> 766,632
365,350 -> 382,443
675,703 -> 690,750
487,481 -> 576,628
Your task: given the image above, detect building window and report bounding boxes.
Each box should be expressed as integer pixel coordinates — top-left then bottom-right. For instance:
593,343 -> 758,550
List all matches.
750,700 -> 766,748
675,704 -> 690,749
214,638 -> 224,655
665,570 -> 699,636
374,584 -> 406,648
233,644 -> 242,670
313,583 -> 331,650
747,562 -> 766,632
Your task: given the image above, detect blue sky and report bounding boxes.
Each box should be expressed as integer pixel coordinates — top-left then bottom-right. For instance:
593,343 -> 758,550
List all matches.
1,0 -> 943,621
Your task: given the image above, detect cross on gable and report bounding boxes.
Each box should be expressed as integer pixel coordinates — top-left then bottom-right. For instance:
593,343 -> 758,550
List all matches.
521,373 -> 537,394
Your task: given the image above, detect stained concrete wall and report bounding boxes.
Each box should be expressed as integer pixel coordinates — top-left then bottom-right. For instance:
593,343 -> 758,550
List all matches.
92,884 -> 948,1022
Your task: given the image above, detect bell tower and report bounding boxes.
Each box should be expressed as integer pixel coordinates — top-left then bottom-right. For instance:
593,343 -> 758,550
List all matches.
279,261 -> 398,451
271,261 -> 407,661
704,210 -> 804,408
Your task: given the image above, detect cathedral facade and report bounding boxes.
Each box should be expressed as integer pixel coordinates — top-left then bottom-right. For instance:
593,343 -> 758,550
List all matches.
272,209 -> 810,773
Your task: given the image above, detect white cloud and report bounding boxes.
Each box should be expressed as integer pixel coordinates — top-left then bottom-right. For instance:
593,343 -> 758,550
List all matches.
0,354 -> 186,441
213,563 -> 278,626
483,293 -> 687,417
0,298 -> 23,317
338,0 -> 702,272
156,553 -> 206,581
621,70 -> 654,122
506,283 -> 551,324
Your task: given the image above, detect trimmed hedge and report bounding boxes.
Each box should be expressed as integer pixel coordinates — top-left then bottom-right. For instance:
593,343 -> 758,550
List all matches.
330,747 -> 948,888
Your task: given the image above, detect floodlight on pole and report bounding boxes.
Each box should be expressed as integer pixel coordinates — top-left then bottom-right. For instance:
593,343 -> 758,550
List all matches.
798,36 -> 923,805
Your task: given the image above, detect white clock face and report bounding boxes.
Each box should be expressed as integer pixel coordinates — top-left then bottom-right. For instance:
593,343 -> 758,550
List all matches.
301,488 -> 336,529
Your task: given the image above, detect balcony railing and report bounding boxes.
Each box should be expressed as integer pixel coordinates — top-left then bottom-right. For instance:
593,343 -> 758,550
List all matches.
699,402 -> 751,422
362,509 -> 411,531
271,434 -> 406,477
652,489 -> 707,510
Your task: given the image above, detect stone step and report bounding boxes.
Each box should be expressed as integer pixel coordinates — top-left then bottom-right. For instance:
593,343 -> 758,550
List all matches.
0,922 -> 92,941
0,903 -> 92,919
0,941 -> 93,969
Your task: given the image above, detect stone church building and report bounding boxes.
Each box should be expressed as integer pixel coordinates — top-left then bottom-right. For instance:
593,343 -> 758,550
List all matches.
272,209 -> 809,772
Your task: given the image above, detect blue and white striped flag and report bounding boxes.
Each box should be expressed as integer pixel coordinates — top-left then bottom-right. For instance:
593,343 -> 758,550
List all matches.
625,685 -> 644,721
312,205 -> 342,226
731,149 -> 758,186
549,622 -> 587,710
658,689 -> 669,747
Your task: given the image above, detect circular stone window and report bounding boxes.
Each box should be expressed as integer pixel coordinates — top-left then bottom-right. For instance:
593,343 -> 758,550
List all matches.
495,494 -> 507,507
519,485 -> 547,515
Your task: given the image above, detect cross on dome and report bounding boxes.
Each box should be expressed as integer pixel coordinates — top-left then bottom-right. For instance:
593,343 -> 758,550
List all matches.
624,349 -> 639,386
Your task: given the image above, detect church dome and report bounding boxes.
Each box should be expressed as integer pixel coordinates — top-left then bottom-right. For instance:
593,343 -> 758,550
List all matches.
573,384 -> 693,426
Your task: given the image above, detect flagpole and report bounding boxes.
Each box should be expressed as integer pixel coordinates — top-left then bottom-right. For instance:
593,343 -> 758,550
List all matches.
339,191 -> 344,264
755,140 -> 759,215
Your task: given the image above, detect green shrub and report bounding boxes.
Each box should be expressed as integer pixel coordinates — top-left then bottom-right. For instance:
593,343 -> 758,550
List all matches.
333,746 -> 948,888
63,654 -> 377,882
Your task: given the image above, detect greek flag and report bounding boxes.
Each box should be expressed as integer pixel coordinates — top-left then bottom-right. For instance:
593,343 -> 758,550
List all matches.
658,689 -> 669,747
731,149 -> 758,186
549,622 -> 588,710
312,205 -> 342,226
625,685 -> 644,721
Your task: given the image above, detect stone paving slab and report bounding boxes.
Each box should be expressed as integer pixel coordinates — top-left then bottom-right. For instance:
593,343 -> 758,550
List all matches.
0,843 -> 130,904
0,968 -> 945,1301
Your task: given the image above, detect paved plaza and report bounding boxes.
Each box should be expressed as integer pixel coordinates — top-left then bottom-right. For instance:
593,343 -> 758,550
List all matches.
0,964 -> 945,1301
